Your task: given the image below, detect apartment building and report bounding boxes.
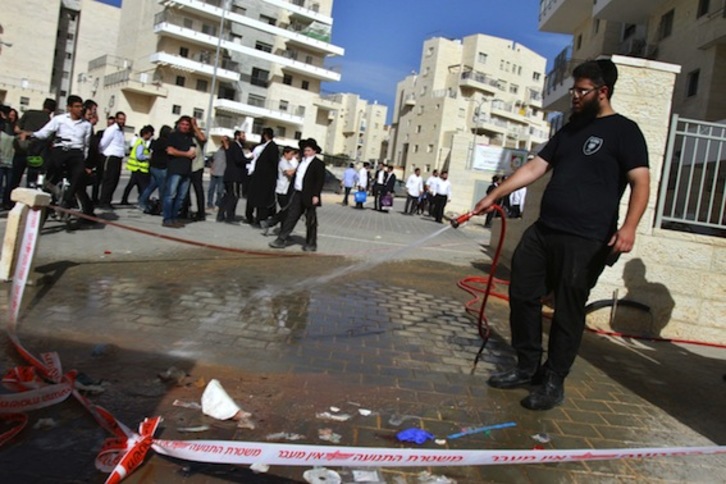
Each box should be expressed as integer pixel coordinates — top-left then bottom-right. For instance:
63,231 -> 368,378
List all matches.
76,0 -> 345,148
323,92 -> 388,163
388,34 -> 549,213
540,0 -> 726,125
0,0 -> 120,111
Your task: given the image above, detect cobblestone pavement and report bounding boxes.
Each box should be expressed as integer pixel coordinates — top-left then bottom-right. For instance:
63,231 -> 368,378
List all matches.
0,195 -> 724,483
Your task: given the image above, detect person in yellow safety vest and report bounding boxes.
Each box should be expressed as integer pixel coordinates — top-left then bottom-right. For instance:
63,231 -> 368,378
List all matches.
120,125 -> 154,205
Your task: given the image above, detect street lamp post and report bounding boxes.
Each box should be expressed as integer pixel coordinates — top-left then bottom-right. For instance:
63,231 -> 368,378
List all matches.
203,0 -> 231,156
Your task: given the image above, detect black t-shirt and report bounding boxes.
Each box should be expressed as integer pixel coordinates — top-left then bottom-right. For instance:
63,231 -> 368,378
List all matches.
166,131 -> 194,176
537,114 -> 649,242
149,137 -> 169,169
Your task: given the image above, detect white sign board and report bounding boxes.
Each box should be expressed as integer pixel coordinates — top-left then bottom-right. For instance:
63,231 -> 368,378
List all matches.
472,144 -> 528,174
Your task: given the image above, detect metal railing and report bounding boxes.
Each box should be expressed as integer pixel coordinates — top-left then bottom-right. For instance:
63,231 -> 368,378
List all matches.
657,114 -> 726,237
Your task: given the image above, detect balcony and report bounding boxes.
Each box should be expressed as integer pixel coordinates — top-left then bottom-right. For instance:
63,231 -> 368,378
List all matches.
403,94 -> 416,106
695,9 -> 726,49
88,54 -> 132,72
543,46 -> 583,113
260,0 -> 332,25
162,0 -> 344,56
617,37 -> 658,59
154,13 -> 340,82
214,98 -> 305,125
526,88 -> 543,108
103,70 -> 168,97
592,0 -> 665,24
149,52 -> 240,82
473,113 -> 508,136
459,70 -> 499,94
491,101 -> 532,124
539,0 -> 592,34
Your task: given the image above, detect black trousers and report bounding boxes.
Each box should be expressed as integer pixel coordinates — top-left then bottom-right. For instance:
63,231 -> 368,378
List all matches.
278,190 -> 317,247
433,194 -> 447,222
372,183 -> 383,210
404,194 -> 418,214
121,171 -> 150,204
267,192 -> 291,226
509,223 -> 608,378
342,186 -> 352,205
183,168 -> 205,217
99,155 -> 122,205
218,181 -> 241,222
47,148 -> 86,209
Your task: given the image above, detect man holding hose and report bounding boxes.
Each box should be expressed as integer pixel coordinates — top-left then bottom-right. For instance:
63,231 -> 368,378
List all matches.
471,59 -> 650,410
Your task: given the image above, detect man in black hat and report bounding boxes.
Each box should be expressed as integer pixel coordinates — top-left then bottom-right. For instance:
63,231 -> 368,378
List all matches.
269,138 -> 325,252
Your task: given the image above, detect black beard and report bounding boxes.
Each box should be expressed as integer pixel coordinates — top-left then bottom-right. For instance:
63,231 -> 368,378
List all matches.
568,97 -> 600,129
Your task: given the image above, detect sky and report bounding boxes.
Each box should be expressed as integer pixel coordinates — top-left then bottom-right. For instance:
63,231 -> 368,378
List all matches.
96,0 -> 572,120
323,0 -> 572,114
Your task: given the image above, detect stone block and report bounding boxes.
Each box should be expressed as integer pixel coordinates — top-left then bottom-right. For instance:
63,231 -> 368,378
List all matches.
10,188 -> 51,208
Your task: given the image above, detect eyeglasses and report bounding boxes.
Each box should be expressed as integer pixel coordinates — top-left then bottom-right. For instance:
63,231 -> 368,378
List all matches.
568,86 -> 600,98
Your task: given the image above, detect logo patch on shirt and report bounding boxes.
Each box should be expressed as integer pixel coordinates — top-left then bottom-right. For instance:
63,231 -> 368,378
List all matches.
583,136 -> 604,155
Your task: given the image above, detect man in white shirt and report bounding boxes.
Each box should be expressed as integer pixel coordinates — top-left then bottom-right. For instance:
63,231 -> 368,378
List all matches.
24,95 -> 92,211
261,145 -> 299,235
432,170 -> 452,223
97,111 -> 127,209
425,169 -> 440,217
509,186 -> 527,218
404,168 -> 424,215
355,162 -> 369,209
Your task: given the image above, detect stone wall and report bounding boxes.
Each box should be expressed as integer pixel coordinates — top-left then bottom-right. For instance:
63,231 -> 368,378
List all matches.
490,55 -> 726,345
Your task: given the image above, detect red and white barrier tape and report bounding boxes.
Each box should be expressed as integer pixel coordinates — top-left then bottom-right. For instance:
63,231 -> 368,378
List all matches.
1,205 -> 725,483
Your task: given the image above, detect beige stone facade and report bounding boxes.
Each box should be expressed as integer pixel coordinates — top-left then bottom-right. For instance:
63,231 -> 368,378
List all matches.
389,34 -> 550,215
0,0 -> 119,111
491,55 -> 726,344
323,93 -> 388,163
541,0 -> 726,122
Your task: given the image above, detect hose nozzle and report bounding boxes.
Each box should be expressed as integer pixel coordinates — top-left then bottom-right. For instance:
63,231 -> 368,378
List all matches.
450,211 -> 474,229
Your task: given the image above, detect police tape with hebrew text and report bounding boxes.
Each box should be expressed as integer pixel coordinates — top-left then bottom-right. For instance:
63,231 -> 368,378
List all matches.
2,205 -> 726,483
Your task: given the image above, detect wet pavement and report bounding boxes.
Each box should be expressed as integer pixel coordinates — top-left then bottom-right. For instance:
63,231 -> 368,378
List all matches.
1,194 -> 725,483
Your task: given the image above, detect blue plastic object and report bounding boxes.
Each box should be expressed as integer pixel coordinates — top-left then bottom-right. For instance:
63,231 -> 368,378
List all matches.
354,190 -> 367,203
396,428 -> 435,445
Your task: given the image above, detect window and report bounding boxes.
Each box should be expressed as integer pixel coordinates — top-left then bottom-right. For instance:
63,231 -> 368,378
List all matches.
283,74 -> 292,85
427,144 -> 434,153
458,108 -> 466,118
500,59 -> 505,70
251,68 -> 269,87
20,96 -> 30,107
276,126 -> 286,138
294,131 -> 302,140
478,52 -> 487,64
196,79 -> 208,92
260,15 -> 276,25
413,145 -> 419,153
576,34 -> 582,50
697,0 -> 709,18
425,46 -> 434,57
175,76 -> 185,87
67,33 -> 74,41
179,47 -> 189,58
416,125 -> 422,133
201,23 -> 216,36
65,52 -> 72,59
659,9 -> 674,39
255,41 -> 272,53
301,80 -> 309,90
279,100 -> 289,111
532,72 -> 541,81
248,94 -> 265,107
623,24 -> 636,39
172,104 -> 181,114
183,18 -> 193,28
305,55 -> 314,64
232,5 -> 246,15
193,108 -> 204,120
593,19 -> 600,35
686,69 -> 700,97
510,84 -> 519,94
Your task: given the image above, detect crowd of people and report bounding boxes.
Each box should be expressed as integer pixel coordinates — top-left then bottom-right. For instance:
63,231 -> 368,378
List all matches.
338,162 -> 453,223
0,96 -> 328,250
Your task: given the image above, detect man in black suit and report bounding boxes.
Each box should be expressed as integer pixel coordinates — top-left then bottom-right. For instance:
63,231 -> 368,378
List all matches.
246,127 -> 279,225
217,131 -> 250,223
378,164 -> 396,212
268,138 -> 325,252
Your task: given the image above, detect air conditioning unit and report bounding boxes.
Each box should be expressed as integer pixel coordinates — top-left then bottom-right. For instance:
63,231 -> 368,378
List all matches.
139,72 -> 149,84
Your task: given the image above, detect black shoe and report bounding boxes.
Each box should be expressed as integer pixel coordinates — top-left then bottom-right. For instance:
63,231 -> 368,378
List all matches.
302,244 -> 317,252
521,373 -> 564,411
268,238 -> 286,249
487,367 -> 538,389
